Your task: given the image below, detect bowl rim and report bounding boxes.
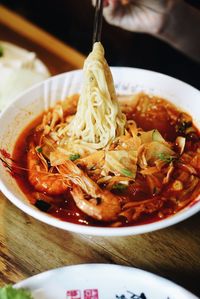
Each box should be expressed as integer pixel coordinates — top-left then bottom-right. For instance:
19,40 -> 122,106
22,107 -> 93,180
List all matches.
0,67 -> 200,236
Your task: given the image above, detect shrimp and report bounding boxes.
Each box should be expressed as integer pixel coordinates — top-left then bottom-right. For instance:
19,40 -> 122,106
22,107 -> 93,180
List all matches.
27,143 -> 70,195
57,161 -> 122,221
27,144 -> 121,221
71,185 -> 121,222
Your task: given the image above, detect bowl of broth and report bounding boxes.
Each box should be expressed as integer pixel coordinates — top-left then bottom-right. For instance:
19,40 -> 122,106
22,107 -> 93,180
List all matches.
0,46 -> 199,236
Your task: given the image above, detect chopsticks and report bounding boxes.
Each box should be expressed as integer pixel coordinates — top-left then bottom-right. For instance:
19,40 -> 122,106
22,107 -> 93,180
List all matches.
93,0 -> 103,44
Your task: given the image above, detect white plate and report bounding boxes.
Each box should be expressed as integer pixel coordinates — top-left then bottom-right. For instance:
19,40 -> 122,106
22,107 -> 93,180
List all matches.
15,264 -> 198,299
0,41 -> 50,111
0,67 -> 199,236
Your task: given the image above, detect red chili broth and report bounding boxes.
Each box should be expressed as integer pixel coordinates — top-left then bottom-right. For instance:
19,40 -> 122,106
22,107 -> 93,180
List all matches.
11,94 -> 200,227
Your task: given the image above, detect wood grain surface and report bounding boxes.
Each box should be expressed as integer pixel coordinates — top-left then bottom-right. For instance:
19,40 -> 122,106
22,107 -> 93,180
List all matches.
0,5 -> 85,74
0,5 -> 200,298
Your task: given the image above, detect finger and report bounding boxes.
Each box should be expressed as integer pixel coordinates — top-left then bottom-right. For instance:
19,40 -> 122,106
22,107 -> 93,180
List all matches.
103,1 -> 118,25
103,1 -> 127,26
109,0 -> 131,5
92,0 -> 109,7
120,0 -> 130,5
103,0 -> 142,32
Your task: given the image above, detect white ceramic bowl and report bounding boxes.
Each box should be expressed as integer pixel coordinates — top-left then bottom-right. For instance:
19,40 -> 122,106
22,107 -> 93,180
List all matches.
14,264 -> 198,299
0,67 -> 199,236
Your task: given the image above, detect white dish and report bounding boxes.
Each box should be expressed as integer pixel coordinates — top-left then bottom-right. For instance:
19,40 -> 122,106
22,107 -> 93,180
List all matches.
0,67 -> 199,236
0,41 -> 50,111
14,264 -> 198,299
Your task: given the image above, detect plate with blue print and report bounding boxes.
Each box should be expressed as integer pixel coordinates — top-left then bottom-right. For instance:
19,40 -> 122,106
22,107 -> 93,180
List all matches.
14,264 -> 198,299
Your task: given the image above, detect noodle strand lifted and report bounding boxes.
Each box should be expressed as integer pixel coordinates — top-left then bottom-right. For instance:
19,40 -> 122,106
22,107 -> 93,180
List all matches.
67,42 -> 126,149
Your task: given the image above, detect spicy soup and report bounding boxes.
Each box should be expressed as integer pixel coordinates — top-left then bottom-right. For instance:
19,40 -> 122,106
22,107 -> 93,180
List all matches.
7,93 -> 200,227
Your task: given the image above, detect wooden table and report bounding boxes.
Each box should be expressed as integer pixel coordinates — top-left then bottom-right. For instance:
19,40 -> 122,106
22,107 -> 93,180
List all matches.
0,5 -> 200,297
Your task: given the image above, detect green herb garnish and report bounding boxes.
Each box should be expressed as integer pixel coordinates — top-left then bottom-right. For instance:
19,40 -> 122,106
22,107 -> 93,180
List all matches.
0,45 -> 4,57
69,153 -> 80,161
36,147 -> 43,153
158,152 -> 175,163
0,285 -> 33,299
112,183 -> 127,191
120,168 -> 133,177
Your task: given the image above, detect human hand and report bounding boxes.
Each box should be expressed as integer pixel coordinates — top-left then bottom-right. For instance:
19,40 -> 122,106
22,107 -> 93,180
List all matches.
92,0 -> 200,63
96,0 -> 180,35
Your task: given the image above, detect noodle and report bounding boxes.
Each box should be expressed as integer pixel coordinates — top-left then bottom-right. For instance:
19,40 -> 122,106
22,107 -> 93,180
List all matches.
66,42 -> 126,149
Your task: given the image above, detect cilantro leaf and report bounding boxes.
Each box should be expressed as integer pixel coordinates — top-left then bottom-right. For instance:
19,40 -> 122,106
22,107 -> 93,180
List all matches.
112,183 -> 127,190
158,152 -> 175,163
36,147 -> 43,153
0,285 -> 33,299
69,154 -> 80,161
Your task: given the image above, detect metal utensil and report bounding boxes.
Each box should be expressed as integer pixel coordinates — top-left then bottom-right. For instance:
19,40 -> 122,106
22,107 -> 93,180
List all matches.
93,0 -> 103,44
